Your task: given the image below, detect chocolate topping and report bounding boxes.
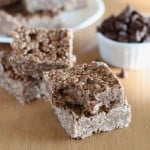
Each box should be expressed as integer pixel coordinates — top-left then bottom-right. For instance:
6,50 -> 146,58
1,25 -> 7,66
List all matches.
45,62 -> 124,117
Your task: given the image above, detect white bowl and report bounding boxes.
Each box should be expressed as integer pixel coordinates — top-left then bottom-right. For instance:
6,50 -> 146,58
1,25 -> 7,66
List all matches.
97,33 -> 150,70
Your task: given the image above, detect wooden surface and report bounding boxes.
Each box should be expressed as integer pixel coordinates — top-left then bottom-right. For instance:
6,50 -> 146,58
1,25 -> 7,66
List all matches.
0,0 -> 150,150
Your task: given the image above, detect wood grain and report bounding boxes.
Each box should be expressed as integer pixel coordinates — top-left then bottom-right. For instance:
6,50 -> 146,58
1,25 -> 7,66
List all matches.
0,0 -> 150,150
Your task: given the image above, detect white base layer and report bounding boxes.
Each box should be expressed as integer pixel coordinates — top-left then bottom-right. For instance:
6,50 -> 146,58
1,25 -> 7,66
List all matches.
53,101 -> 131,139
0,67 -> 46,104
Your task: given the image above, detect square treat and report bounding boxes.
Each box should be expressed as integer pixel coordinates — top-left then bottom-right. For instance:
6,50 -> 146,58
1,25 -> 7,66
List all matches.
43,62 -> 131,139
24,0 -> 87,13
9,26 -> 76,78
0,51 -> 47,104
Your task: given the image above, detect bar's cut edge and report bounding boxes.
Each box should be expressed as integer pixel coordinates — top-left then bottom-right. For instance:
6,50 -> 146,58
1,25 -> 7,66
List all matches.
53,99 -> 131,139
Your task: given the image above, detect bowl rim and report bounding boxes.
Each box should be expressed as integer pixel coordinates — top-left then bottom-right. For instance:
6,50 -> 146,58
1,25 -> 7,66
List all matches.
97,32 -> 150,46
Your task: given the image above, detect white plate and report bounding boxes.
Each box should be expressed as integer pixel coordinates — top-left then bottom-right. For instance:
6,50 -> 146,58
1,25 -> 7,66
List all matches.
0,0 -> 105,43
63,0 -> 105,31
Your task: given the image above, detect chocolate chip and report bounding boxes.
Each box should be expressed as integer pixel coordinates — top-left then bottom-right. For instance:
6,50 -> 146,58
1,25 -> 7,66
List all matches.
100,105 -> 110,113
118,31 -> 128,36
117,68 -> 128,78
130,16 -> 144,30
29,33 -> 37,41
105,32 -> 117,41
118,31 -> 128,42
100,15 -> 116,32
115,20 -> 128,31
74,137 -> 82,140
66,101 -> 83,109
118,37 -> 128,42
128,31 -> 141,42
144,35 -> 150,42
131,13 -> 140,22
117,5 -> 133,23
84,111 -> 92,117
87,78 -> 97,84
110,101 -> 116,106
39,42 -> 43,50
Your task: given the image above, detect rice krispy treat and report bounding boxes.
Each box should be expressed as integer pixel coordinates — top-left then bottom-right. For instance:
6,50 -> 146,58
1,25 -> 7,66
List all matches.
43,62 -> 131,139
9,26 -> 76,78
0,51 -> 47,104
0,9 -> 65,36
24,0 -> 87,13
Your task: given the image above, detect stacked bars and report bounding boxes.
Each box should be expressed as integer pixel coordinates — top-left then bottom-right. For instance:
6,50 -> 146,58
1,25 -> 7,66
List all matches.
9,26 -> 76,79
0,11 -> 64,36
0,26 -> 75,104
0,0 -> 87,36
0,51 -> 47,104
0,1 -> 65,36
43,62 -> 131,139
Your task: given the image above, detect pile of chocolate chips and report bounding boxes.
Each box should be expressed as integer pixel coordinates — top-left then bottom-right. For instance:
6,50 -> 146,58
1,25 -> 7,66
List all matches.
97,6 -> 150,43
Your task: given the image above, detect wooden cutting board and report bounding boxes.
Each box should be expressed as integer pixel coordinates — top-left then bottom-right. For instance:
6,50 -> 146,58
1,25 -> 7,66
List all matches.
0,0 -> 150,149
